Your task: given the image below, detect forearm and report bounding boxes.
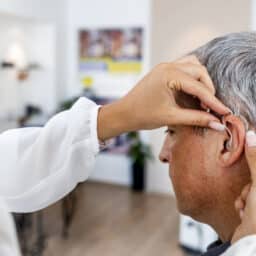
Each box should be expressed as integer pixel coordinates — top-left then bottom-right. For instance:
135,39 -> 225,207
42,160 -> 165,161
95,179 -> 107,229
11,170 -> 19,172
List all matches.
97,100 -> 133,141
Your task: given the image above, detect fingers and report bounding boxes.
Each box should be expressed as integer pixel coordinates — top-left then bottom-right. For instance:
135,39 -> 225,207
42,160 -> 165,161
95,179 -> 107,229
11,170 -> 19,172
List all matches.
175,63 -> 215,95
235,184 -> 251,212
175,55 -> 201,65
168,108 -> 221,128
235,197 -> 245,212
235,196 -> 245,219
166,70 -> 230,115
245,131 -> 256,183
235,198 -> 245,219
234,183 -> 251,221
242,184 -> 251,200
175,55 -> 215,94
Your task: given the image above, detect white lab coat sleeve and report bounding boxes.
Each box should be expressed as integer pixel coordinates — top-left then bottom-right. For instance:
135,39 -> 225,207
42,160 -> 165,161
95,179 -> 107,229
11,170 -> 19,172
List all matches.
0,199 -> 21,256
221,235 -> 256,256
0,97 -> 100,213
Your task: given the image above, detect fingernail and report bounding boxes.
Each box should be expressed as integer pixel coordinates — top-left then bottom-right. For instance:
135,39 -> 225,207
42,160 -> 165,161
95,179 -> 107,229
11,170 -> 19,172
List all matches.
209,121 -> 226,132
224,107 -> 232,113
222,106 -> 232,114
228,109 -> 233,115
246,130 -> 256,147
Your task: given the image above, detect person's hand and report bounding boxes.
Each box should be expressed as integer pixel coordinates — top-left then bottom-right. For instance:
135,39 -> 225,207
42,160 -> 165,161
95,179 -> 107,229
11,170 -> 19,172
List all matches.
232,131 -> 256,243
97,56 -> 230,141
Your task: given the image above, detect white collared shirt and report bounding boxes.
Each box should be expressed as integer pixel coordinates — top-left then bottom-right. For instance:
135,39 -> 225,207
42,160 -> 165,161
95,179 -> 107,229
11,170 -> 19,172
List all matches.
222,235 -> 256,256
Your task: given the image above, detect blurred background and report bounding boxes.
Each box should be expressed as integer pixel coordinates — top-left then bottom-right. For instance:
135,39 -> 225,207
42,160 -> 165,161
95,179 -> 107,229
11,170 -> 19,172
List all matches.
0,0 -> 253,255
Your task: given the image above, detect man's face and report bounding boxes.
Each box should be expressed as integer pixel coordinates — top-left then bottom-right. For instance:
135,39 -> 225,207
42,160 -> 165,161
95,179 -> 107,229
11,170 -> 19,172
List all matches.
159,126 -> 221,219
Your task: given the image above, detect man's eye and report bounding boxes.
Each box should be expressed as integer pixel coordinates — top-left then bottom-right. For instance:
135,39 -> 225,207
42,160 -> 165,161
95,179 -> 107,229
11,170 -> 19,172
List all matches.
165,128 -> 175,136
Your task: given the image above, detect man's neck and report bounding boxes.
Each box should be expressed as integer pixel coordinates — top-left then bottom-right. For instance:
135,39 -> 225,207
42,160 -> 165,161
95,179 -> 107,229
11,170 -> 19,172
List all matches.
199,166 -> 250,242
200,205 -> 241,242
212,211 -> 240,242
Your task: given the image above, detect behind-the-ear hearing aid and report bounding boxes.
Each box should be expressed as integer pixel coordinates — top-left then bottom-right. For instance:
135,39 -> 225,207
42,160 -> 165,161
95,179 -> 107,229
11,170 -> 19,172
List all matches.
225,126 -> 232,149
221,115 -> 233,150
222,113 -> 249,150
205,108 -> 249,150
206,108 -> 233,149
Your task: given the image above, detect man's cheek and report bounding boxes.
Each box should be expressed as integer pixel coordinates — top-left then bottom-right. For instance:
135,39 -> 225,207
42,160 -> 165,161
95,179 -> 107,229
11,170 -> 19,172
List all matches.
171,145 -> 189,173
169,161 -> 192,193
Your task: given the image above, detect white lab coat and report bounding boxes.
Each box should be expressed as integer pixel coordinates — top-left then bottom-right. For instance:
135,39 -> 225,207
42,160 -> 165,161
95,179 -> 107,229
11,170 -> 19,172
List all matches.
0,97 -> 254,256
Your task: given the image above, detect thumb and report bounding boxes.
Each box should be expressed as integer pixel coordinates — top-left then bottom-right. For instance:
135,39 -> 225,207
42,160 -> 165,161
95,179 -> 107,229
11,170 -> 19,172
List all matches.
245,131 -> 256,183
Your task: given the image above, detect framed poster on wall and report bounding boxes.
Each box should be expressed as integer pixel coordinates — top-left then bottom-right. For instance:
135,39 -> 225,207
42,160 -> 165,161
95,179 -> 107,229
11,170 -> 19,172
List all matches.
78,28 -> 144,97
79,28 -> 143,74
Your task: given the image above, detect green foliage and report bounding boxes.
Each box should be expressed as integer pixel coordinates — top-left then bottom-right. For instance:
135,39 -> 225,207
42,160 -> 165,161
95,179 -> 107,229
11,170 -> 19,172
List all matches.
127,131 -> 153,166
58,97 -> 79,112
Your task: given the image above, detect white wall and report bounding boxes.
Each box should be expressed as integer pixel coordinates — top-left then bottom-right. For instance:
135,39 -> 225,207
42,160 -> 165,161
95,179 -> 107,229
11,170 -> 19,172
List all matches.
66,0 -> 152,98
0,14 -> 56,115
66,0 -> 152,186
0,0 -> 61,21
252,0 -> 256,29
147,0 -> 251,195
0,0 -> 68,105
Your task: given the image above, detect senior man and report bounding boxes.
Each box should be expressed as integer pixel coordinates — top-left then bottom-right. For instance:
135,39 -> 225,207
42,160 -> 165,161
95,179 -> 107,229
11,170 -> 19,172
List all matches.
159,31 -> 256,256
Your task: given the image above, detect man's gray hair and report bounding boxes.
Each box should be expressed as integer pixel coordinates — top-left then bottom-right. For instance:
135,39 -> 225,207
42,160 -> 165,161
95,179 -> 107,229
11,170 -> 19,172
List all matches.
191,32 -> 256,127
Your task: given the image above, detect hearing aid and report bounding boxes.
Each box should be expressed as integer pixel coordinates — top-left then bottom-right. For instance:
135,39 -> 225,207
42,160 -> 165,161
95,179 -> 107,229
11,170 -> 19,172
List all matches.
222,112 -> 250,150
225,126 -> 233,149
205,108 -> 234,149
221,114 -> 233,150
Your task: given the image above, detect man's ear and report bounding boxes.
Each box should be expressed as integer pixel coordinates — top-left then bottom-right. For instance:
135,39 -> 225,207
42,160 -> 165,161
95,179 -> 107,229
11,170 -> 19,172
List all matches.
219,115 -> 246,167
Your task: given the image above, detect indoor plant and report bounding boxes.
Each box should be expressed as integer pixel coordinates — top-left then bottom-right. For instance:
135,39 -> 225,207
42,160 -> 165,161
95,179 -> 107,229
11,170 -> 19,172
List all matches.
127,131 -> 153,191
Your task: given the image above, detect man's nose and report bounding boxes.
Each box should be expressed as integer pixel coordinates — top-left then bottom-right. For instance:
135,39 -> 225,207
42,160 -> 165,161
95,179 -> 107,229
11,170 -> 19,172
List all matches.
159,135 -> 171,163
